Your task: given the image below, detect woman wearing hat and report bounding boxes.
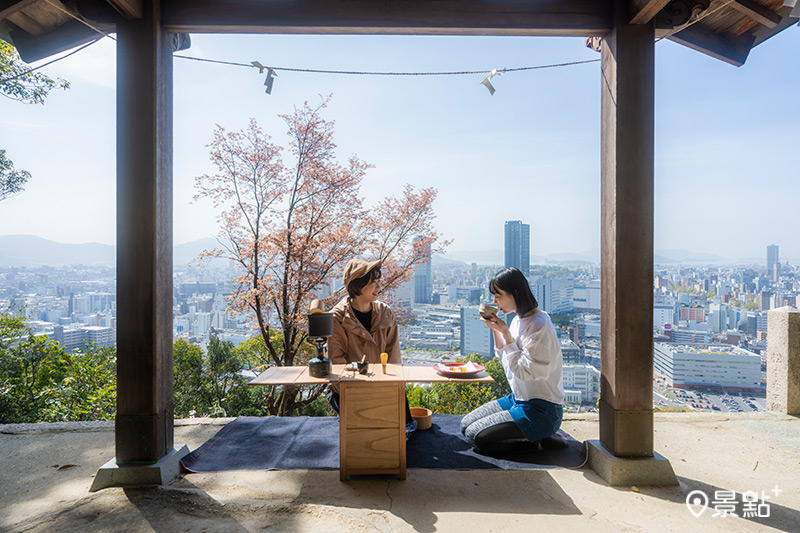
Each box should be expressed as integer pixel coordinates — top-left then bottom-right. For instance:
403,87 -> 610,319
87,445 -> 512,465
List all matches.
326,258 -> 404,414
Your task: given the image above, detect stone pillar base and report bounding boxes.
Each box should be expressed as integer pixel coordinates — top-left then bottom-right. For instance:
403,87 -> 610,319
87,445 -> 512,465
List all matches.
587,439 -> 678,486
89,444 -> 188,492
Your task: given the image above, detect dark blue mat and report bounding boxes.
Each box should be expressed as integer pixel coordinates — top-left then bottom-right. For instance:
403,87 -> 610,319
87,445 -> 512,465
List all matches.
180,414 -> 586,473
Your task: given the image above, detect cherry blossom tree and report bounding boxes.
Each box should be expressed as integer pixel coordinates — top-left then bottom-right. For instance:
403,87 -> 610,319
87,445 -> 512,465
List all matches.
195,97 -> 448,415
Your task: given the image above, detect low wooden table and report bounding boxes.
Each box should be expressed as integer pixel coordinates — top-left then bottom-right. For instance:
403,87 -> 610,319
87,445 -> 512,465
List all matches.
250,363 -> 493,480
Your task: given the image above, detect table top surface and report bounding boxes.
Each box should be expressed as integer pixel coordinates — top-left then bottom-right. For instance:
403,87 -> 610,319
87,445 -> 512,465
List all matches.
249,363 -> 494,386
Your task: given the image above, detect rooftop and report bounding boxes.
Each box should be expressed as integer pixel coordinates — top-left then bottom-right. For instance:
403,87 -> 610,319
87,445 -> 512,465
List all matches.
3,412 -> 799,532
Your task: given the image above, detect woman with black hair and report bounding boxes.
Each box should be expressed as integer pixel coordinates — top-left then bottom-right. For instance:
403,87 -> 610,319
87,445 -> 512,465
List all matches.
461,267 -> 565,454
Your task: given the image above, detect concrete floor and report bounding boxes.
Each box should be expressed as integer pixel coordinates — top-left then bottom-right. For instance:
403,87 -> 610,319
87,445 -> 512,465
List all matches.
2,412 -> 799,532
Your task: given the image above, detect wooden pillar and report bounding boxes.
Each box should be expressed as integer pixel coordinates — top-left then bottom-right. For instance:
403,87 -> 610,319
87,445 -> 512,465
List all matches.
115,0 -> 174,464
599,0 -> 655,457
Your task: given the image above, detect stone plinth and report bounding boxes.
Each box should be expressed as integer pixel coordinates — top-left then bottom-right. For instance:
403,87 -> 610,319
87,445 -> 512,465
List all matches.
89,444 -> 188,492
587,440 -> 678,486
767,306 -> 800,415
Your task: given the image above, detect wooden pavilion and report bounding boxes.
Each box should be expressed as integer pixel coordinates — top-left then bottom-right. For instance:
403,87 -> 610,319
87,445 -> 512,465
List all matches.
2,0 -> 797,487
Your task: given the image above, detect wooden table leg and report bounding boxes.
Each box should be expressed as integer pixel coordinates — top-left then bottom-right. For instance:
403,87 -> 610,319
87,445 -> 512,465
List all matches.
340,384 -> 348,481
397,382 -> 406,480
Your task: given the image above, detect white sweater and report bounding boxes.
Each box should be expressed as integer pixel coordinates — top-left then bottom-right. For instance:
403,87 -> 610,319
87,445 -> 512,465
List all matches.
495,310 -> 565,405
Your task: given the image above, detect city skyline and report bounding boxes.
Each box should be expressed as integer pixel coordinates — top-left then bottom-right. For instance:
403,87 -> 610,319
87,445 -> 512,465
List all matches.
0,233 -> 792,268
1,31 -> 799,260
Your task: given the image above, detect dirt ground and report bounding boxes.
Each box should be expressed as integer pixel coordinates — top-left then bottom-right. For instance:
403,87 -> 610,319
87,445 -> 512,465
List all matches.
2,413 -> 799,532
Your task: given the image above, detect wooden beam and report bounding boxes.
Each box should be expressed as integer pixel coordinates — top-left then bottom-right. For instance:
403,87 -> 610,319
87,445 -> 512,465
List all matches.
629,0 -> 670,24
668,23 -> 755,66
6,9 -> 47,34
161,0 -> 613,36
8,19 -> 100,62
752,8 -> 800,47
600,0 -> 655,458
730,0 -> 781,28
0,0 -> 38,21
115,0 -> 174,465
106,0 -> 142,19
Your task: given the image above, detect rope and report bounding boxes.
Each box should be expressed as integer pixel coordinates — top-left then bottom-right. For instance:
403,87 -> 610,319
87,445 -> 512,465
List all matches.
656,0 -> 736,42
43,0 -> 117,42
0,39 -> 99,84
174,55 -> 600,76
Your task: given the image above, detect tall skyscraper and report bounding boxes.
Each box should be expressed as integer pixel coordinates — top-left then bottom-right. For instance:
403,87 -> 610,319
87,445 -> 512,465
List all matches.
767,244 -> 779,279
504,220 -> 530,276
413,237 -> 432,304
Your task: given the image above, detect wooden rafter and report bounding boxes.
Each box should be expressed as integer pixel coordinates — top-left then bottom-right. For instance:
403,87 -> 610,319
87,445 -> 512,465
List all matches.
9,18 -> 99,61
0,0 -> 38,21
106,0 -> 141,19
6,9 -> 46,34
630,0 -> 671,24
752,8 -> 800,46
729,0 -> 781,28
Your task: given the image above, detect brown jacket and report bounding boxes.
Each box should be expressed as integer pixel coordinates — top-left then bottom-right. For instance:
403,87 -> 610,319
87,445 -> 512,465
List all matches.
327,296 -> 402,365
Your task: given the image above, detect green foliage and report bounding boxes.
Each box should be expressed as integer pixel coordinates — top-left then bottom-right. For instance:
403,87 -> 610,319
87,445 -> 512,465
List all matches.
0,330 -> 68,422
233,333 -> 289,371
295,394 -> 336,417
173,338 -> 205,418
0,311 -> 117,423
0,149 -> 30,202
0,311 -> 26,345
0,41 -> 69,104
406,353 -> 511,415
40,345 -> 116,422
550,314 -> 573,328
172,336 -> 275,418
1,42 -> 69,202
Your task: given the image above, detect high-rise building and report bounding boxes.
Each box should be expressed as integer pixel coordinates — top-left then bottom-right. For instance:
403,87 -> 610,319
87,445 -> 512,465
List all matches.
573,280 -> 601,311
654,343 -> 762,392
767,244 -> 779,279
504,220 -> 530,276
530,278 -> 574,314
413,237 -> 432,304
460,307 -> 494,359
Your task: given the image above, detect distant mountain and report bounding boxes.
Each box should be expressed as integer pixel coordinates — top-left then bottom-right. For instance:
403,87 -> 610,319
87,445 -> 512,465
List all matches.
174,237 -> 222,266
0,235 -> 229,268
654,249 -> 729,264
0,235 -> 115,267
431,254 -> 467,267
443,249 -> 504,265
543,252 -> 598,264
0,235 -> 756,268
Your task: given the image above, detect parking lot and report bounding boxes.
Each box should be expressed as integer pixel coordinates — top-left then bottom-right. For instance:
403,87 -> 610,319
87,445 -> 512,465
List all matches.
655,384 -> 766,412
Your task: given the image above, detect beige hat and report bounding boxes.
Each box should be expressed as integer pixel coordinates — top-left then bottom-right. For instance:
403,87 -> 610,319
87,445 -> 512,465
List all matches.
343,258 -> 382,287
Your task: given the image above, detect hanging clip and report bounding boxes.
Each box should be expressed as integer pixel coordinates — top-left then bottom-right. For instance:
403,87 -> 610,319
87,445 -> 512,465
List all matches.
251,61 -> 277,94
478,68 -> 505,95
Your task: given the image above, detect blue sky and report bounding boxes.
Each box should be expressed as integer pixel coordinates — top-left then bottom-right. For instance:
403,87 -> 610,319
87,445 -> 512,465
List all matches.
1,28 -> 798,262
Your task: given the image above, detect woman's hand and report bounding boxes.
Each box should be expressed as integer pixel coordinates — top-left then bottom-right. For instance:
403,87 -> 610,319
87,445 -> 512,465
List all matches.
481,314 -> 514,347
481,314 -> 506,333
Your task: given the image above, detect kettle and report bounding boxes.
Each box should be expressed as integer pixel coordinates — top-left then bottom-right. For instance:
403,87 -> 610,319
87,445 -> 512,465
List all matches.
308,305 -> 333,378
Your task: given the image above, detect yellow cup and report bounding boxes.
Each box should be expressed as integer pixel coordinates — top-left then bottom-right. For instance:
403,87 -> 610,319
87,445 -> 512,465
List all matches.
380,352 -> 388,373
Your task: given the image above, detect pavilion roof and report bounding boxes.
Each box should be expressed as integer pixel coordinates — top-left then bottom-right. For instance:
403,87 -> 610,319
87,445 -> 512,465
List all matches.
1,1 -> 798,66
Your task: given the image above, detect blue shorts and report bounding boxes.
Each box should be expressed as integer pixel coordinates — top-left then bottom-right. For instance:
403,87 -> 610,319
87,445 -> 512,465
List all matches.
497,393 -> 563,442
